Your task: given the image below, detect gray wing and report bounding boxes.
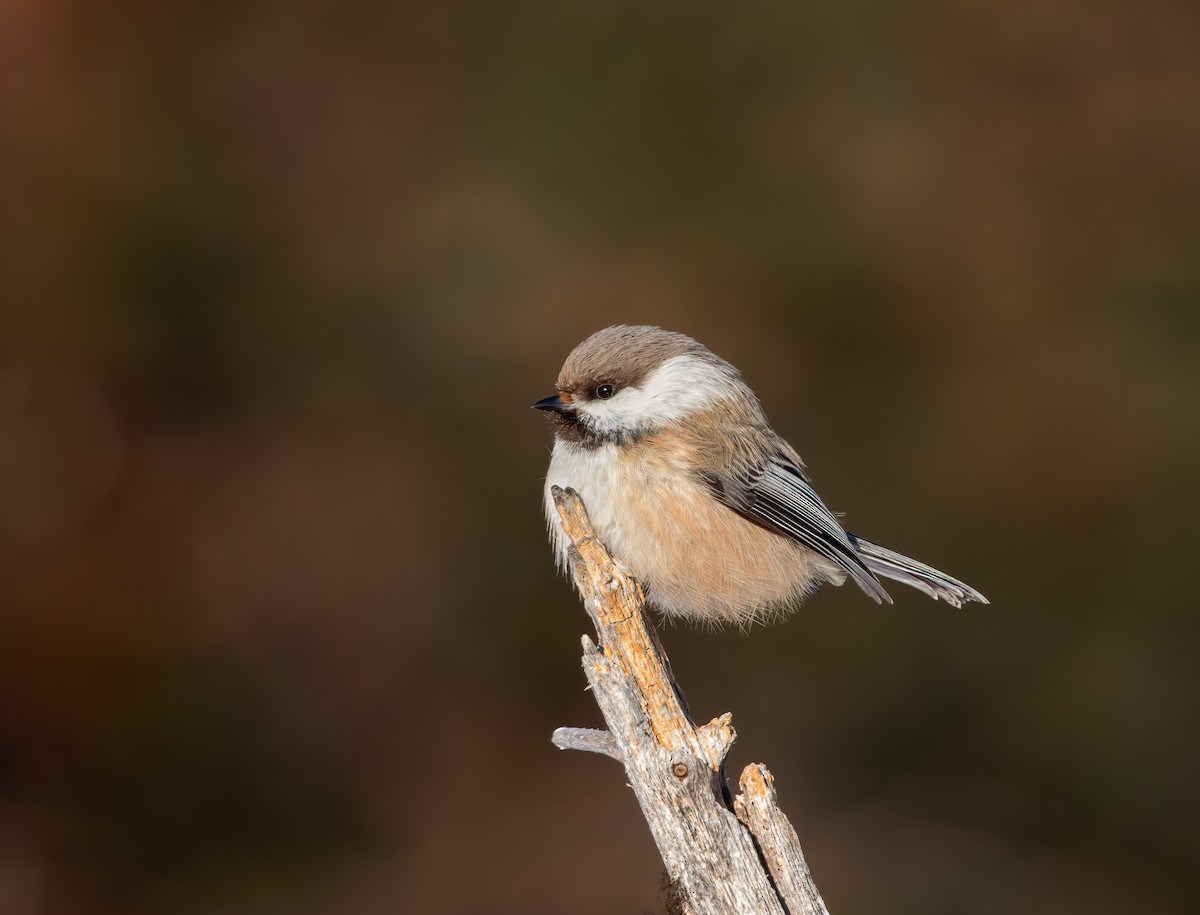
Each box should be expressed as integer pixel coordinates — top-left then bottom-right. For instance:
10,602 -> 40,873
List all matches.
846,533 -> 989,607
701,447 -> 893,605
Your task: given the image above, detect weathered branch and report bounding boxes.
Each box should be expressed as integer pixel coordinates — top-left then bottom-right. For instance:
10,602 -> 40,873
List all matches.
551,485 -> 831,915
551,726 -> 620,759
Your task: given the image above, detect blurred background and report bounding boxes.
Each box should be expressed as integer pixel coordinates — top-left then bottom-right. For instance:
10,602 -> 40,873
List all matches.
2,2 -> 1199,913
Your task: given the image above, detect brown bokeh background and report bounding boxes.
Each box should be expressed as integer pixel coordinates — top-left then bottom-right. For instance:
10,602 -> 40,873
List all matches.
3,2 -> 1199,913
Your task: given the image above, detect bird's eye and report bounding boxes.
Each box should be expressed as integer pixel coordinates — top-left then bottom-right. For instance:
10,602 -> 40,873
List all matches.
594,383 -> 616,399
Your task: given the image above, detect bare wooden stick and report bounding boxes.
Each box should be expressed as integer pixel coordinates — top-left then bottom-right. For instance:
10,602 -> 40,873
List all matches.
734,765 -> 830,915
551,726 -> 620,759
550,485 -> 831,915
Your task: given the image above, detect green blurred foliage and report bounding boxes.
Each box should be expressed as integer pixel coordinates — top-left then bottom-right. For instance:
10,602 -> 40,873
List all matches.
1,1 -> 1198,913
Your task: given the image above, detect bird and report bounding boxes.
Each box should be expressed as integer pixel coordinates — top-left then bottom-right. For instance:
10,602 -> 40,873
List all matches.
535,325 -> 987,627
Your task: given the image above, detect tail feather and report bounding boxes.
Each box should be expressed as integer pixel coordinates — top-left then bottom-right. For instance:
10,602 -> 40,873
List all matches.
847,534 -> 988,608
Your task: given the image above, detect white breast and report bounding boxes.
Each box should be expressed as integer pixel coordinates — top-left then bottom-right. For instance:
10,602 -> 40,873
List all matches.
543,440 -> 626,574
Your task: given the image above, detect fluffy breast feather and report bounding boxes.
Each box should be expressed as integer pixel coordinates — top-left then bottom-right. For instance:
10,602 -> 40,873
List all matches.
544,430 -> 843,626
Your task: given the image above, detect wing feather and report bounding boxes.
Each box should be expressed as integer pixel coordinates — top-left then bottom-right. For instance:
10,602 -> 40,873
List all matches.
703,445 -> 892,605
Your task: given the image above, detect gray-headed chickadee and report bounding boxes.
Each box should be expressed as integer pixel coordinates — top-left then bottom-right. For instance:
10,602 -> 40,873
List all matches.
536,325 -> 986,626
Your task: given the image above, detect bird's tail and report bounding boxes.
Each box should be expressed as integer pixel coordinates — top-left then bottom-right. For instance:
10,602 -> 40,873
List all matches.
847,534 -> 988,608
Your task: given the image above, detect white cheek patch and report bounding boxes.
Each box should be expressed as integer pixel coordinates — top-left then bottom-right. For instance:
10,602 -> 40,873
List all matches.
579,354 -> 737,435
